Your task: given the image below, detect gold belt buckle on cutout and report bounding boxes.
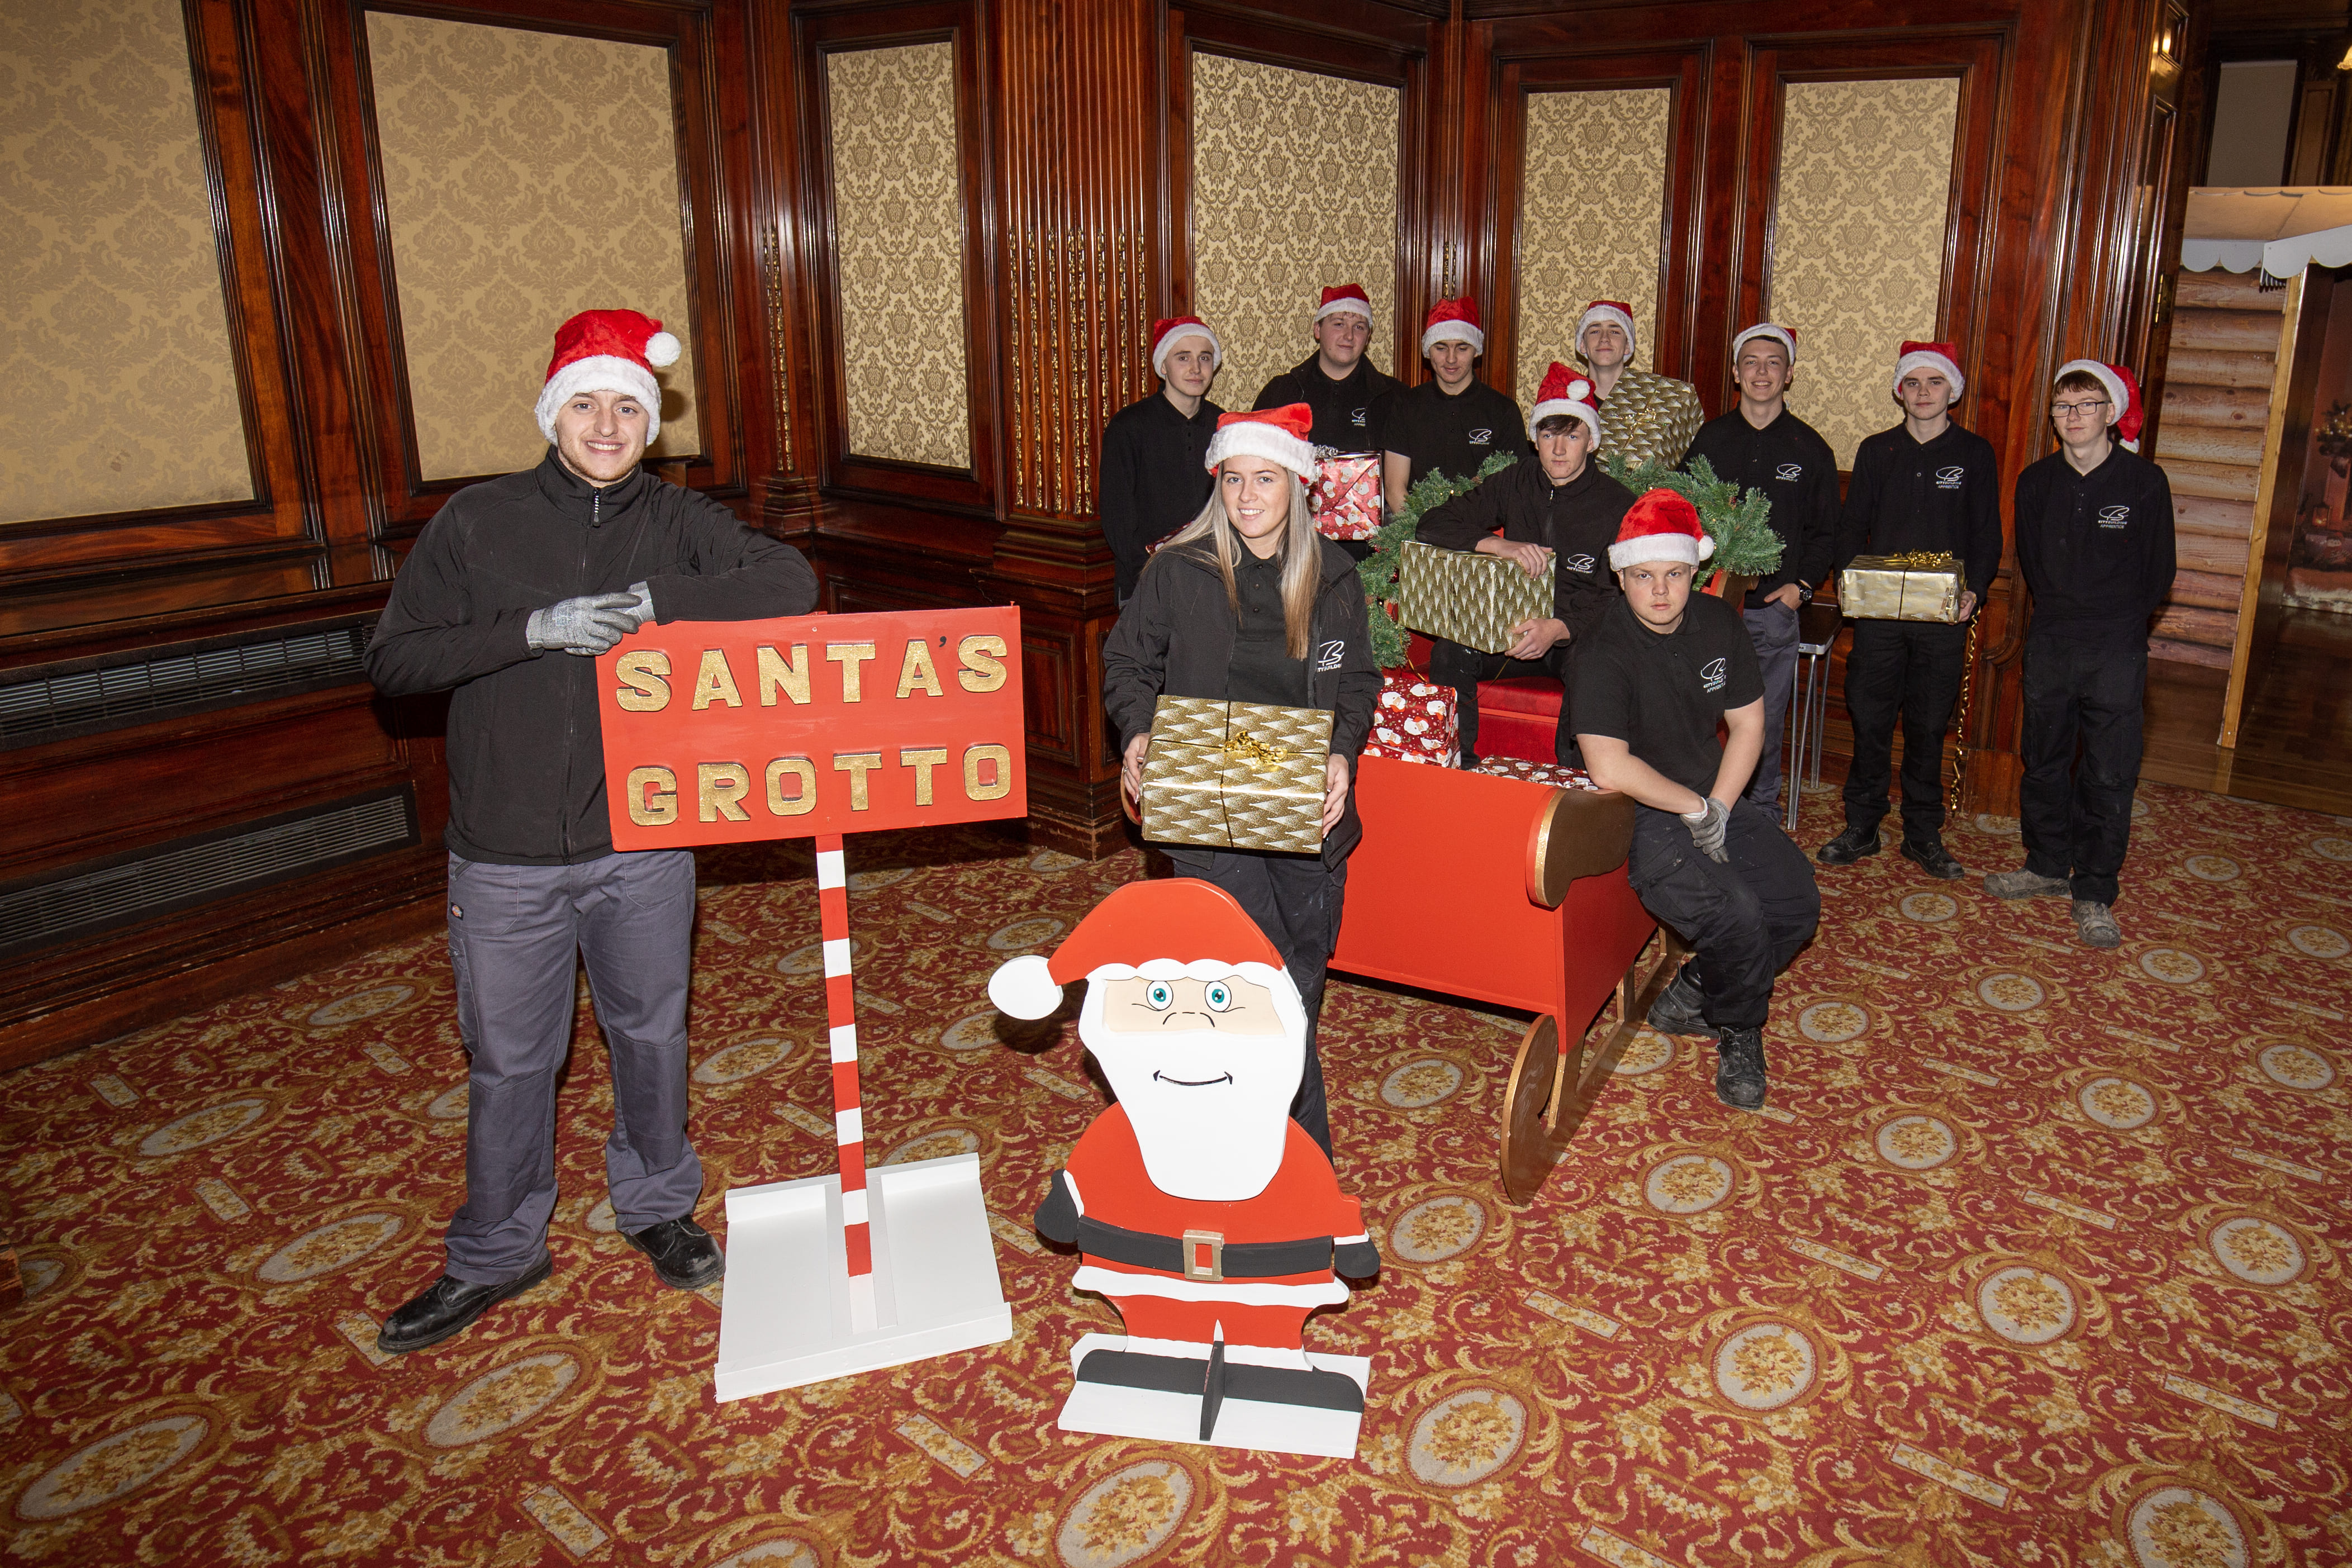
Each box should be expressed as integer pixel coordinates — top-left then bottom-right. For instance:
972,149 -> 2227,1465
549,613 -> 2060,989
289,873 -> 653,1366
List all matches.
1181,1228 -> 1225,1281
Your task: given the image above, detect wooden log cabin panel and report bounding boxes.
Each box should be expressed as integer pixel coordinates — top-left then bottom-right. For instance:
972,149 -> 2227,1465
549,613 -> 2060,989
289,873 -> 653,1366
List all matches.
2174,269 -> 2285,311
2153,603 -> 2238,646
2168,307 -> 2291,354
2171,567 -> 2249,607
2161,382 -> 2273,427
2164,347 -> 2279,387
2165,457 -> 2264,500
2155,423 -> 2267,465
2177,530 -> 2253,574
2149,635 -> 2232,668
2174,493 -> 2255,536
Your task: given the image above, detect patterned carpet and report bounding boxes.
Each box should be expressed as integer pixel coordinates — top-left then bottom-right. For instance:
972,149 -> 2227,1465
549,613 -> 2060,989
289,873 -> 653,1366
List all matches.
4,782 -> 2351,1567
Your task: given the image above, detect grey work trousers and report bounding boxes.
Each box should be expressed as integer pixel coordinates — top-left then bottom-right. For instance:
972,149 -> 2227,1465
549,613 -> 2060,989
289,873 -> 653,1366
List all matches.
1741,601 -> 1799,811
441,849 -> 704,1283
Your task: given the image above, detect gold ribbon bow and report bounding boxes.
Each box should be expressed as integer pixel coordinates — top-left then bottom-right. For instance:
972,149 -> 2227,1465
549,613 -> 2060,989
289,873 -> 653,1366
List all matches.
1881,551 -> 1958,569
1223,729 -> 1287,772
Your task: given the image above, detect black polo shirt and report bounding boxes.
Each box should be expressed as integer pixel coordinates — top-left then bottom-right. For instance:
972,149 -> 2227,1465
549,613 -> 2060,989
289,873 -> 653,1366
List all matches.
1379,377 -> 1527,489
1683,407 -> 1840,608
1571,591 -> 1764,797
1834,420 -> 2003,600
1226,540 -> 1310,707
2013,445 -> 2177,647
1099,391 -> 1220,600
1255,355 -> 1400,452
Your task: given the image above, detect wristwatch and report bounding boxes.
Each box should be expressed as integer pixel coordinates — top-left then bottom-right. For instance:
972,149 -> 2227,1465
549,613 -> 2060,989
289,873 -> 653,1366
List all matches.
1797,582 -> 1815,606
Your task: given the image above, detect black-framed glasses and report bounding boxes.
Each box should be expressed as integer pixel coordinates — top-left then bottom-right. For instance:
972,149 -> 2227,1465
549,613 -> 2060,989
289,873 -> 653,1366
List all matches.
2049,399 -> 2109,417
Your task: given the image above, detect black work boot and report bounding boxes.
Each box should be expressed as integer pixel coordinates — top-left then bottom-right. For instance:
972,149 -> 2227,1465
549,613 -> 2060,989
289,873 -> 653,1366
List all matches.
1816,823 -> 1880,865
624,1216 -> 724,1290
1644,965 -> 1716,1038
1902,838 -> 1966,879
377,1256 -> 553,1355
1714,1028 -> 1769,1110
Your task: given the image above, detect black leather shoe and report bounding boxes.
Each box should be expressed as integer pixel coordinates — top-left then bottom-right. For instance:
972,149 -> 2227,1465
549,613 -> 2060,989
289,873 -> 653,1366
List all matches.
624,1215 -> 724,1290
1902,839 -> 1966,879
1715,1028 -> 1769,1110
1815,823 -> 1881,864
377,1256 -> 552,1355
1644,966 -> 1716,1038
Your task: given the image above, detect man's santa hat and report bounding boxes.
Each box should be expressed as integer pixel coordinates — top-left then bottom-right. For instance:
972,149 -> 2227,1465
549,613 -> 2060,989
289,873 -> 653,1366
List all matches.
1576,300 -> 1638,359
1732,322 -> 1797,364
1607,487 -> 1716,572
1201,403 -> 1318,482
1151,315 -> 1222,378
1314,284 -> 1374,326
1421,297 -> 1484,355
988,880 -> 1285,1020
535,308 -> 681,443
1526,360 -> 1601,444
2055,359 -> 2145,452
1892,340 -> 1965,404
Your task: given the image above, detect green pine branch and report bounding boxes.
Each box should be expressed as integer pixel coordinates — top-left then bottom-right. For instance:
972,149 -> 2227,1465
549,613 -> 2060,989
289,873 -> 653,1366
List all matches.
1357,451 -> 1517,669
1599,452 -> 1785,580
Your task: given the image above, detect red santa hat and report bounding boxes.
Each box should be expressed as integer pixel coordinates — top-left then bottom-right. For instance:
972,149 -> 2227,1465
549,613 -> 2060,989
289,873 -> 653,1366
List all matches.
535,308 -> 681,444
1607,488 -> 1716,572
1526,360 -> 1601,444
1421,297 -> 1485,355
987,881 -> 1284,1020
2055,358 -> 2144,452
1151,315 -> 1222,378
1892,340 -> 1965,403
1202,403 -> 1318,482
1576,300 -> 1638,358
1732,322 -> 1798,364
1314,284 -> 1374,326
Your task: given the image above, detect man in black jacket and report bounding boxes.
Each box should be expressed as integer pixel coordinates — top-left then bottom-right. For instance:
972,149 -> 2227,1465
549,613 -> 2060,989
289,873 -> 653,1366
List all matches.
1683,324 -> 1838,811
1253,283 -> 1400,454
1985,361 -> 2174,949
1819,340 -> 2002,880
1378,296 -> 1526,514
1099,315 -> 1222,602
1417,363 -> 1631,765
364,310 -> 818,1355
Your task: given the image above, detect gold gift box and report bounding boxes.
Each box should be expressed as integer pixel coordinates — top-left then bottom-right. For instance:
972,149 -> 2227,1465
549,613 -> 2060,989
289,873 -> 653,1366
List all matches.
1838,553 -> 1965,623
1140,697 -> 1331,854
1396,540 -> 1555,655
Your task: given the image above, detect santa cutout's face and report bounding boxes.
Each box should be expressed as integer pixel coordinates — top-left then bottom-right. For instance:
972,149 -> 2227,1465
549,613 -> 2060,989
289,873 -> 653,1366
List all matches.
1082,963 -> 1305,1201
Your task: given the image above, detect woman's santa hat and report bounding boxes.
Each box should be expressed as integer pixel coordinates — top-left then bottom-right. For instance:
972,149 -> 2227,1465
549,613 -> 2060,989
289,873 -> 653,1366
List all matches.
1576,300 -> 1638,358
987,880 -> 1286,1020
1732,322 -> 1797,364
1607,488 -> 1716,571
1314,284 -> 1374,326
1202,403 -> 1317,481
2055,359 -> 2145,452
1526,360 -> 1602,444
535,308 -> 681,443
1421,297 -> 1485,355
1892,340 -> 1965,403
1151,315 -> 1222,377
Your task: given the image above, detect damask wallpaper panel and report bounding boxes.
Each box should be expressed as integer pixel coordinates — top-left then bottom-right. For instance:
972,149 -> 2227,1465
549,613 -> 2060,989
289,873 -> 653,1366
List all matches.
825,42 -> 969,471
1769,77 -> 1961,468
1515,87 -> 1672,410
1190,54 -> 1400,420
0,0 -> 253,525
367,14 -> 699,482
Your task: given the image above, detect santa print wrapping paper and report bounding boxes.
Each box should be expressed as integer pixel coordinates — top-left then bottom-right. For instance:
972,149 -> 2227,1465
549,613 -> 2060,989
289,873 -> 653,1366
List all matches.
1365,669 -> 1458,766
1840,553 -> 1966,622
1396,540 -> 1556,656
1471,755 -> 1600,791
1310,452 -> 1384,541
1139,696 -> 1331,853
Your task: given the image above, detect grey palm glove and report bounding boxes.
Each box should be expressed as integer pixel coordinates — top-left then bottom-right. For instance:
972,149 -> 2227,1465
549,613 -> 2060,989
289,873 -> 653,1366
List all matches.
620,581 -> 656,630
1681,795 -> 1731,863
526,592 -> 643,657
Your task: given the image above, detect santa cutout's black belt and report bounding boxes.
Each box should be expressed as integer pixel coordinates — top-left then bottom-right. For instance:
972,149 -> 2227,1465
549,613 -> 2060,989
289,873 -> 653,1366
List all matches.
1075,1215 -> 1331,1282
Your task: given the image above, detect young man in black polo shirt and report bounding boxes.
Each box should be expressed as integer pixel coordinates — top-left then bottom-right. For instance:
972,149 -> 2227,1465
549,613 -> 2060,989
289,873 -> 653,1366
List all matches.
1379,297 -> 1526,513
1573,491 -> 1821,1110
1819,340 -> 2002,880
1417,364 -> 1629,765
1985,360 -> 2174,948
1683,322 -> 1838,811
1099,316 -> 1223,604
1253,284 -> 1400,453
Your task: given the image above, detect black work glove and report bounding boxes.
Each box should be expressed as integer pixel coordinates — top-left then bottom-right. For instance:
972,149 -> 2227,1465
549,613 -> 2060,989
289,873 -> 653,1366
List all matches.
1681,796 -> 1730,863
526,592 -> 644,657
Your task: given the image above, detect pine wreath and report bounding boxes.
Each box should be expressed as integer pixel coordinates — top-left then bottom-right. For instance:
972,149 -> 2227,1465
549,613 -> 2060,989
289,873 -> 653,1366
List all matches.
1600,452 -> 1785,579
1356,452 -> 1517,669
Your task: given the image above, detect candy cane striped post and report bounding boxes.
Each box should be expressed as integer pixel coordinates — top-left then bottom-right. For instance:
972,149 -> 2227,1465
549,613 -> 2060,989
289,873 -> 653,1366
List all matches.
814,835 -> 879,1333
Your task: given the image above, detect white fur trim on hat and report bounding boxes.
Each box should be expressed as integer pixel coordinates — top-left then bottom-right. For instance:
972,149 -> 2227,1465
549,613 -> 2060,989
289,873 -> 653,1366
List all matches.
1204,422 -> 1318,482
987,953 -> 1062,1020
1422,319 -> 1485,354
536,355 -> 664,444
1732,324 -> 1795,364
1892,348 -> 1965,404
1576,303 -> 1637,357
1153,324 -> 1222,378
2054,359 -> 2126,424
1607,528 -> 1715,572
1315,295 -> 1373,325
1527,391 -> 1601,446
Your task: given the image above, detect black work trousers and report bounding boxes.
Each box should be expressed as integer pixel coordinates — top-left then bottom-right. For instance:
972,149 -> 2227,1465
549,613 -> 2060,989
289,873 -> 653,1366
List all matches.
1628,800 -> 1820,1032
1168,847 -> 1347,1156
2019,635 -> 2147,906
1426,637 -> 1570,765
1841,617 -> 1969,845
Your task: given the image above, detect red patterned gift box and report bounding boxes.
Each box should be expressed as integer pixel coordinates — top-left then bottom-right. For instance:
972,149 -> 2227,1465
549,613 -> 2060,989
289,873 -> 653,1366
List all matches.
1471,755 -> 1599,791
1310,452 -> 1383,541
1363,669 -> 1457,766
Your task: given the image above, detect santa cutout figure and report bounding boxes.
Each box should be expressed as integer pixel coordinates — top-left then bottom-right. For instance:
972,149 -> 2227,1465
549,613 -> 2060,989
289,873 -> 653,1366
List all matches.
988,880 -> 1379,1457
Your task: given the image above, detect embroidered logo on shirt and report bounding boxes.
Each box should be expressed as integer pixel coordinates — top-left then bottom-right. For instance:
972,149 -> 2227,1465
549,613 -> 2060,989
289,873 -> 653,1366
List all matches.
1562,553 -> 1597,573
1350,407 -> 1369,426
1315,640 -> 1346,671
1935,465 -> 1966,490
2096,504 -> 2131,528
1467,428 -> 1493,444
1775,463 -> 1803,482
1700,657 -> 1728,693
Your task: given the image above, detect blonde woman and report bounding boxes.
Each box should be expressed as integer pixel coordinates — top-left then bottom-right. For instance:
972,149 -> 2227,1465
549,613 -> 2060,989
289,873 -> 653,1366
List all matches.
1102,403 -> 1381,1157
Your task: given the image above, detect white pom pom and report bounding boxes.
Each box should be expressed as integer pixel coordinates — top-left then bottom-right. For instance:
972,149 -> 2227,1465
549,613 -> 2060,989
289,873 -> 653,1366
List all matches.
644,330 -> 682,368
987,954 -> 1063,1020
1569,379 -> 1591,401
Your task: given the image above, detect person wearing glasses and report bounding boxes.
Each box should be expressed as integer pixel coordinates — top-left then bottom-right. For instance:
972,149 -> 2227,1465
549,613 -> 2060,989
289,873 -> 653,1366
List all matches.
1984,362 -> 2173,949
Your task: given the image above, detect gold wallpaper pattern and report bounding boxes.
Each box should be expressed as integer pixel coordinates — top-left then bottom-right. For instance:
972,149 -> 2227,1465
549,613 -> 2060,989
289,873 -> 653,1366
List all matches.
1190,54 -> 1400,413
0,0 -> 252,524
367,14 -> 699,482
826,43 -> 969,470
1769,77 -> 1960,468
1515,87 -> 1672,411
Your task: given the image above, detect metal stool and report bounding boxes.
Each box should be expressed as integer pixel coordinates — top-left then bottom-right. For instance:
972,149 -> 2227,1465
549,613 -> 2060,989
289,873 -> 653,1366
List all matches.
1783,602 -> 1840,832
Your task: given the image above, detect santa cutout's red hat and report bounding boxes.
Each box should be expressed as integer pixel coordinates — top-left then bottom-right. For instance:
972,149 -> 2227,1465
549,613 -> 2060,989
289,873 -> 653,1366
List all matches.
1577,300 -> 1638,358
1526,360 -> 1601,444
1733,322 -> 1798,364
535,308 -> 681,444
1893,340 -> 1965,402
987,881 -> 1284,1020
1203,403 -> 1318,482
1421,297 -> 1484,355
1607,488 -> 1716,572
1315,284 -> 1374,326
1151,316 -> 1222,378
2055,359 -> 2144,452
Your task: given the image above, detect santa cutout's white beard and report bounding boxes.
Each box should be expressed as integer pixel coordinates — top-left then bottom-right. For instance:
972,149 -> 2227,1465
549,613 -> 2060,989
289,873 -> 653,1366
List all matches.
1078,983 -> 1305,1200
